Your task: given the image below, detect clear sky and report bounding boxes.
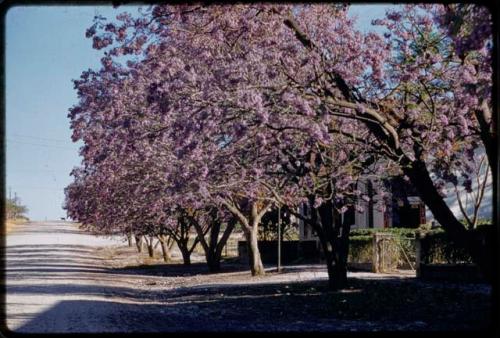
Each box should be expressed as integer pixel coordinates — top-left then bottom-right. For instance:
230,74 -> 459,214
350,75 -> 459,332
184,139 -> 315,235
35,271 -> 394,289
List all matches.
5,4 -> 390,221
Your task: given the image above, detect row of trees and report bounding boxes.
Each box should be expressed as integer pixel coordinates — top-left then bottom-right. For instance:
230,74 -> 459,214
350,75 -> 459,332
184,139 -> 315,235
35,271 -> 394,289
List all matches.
5,195 -> 29,220
64,4 -> 494,289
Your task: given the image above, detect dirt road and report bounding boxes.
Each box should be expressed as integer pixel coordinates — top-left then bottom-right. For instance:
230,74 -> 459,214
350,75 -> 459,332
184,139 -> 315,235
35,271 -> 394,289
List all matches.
5,221 -> 129,333
3,221 -> 492,333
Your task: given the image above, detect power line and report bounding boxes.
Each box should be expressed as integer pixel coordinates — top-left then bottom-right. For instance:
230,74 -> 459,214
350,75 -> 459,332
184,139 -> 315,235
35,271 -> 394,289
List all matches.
9,185 -> 65,191
10,133 -> 70,143
7,168 -> 71,174
6,139 -> 77,151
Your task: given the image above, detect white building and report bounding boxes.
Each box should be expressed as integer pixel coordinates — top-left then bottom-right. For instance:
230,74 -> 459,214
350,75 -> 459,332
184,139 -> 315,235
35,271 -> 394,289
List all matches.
299,171 -> 493,241
299,176 -> 426,241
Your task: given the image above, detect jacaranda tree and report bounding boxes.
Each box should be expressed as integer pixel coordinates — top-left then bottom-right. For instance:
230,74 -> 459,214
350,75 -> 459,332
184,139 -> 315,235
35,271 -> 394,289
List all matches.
66,3 -> 494,288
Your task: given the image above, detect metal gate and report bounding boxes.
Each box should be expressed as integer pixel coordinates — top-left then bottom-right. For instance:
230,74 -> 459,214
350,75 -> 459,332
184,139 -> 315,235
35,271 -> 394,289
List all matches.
372,233 -> 415,273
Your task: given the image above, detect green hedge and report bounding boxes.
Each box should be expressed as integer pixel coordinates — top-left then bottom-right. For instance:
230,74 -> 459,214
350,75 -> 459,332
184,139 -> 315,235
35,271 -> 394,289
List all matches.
417,223 -> 492,265
349,228 -> 417,267
348,236 -> 373,263
347,222 -> 493,267
350,227 -> 416,238
418,230 -> 471,264
460,218 -> 492,228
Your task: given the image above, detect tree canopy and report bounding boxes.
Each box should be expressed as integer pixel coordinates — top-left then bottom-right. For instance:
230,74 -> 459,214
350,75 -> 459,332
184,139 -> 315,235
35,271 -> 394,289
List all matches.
65,4 -> 493,286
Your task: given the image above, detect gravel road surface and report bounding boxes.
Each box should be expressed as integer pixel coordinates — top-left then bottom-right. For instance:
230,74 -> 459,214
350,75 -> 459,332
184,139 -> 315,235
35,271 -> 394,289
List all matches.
3,221 -> 492,333
5,221 -> 128,333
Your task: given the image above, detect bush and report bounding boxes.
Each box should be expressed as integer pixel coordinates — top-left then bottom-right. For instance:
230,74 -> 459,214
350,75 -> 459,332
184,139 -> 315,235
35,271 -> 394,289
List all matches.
350,227 -> 416,239
418,231 -> 471,264
5,197 -> 29,220
348,236 -> 372,263
349,228 -> 416,268
460,218 -> 492,229
257,206 -> 299,241
417,224 -> 492,265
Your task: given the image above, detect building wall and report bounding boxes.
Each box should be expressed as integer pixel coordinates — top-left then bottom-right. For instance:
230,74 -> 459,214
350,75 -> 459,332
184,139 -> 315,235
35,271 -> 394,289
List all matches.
353,179 -> 388,229
373,204 -> 385,228
298,175 -> 439,240
353,180 -> 368,229
298,166 -> 492,240
298,203 -> 318,241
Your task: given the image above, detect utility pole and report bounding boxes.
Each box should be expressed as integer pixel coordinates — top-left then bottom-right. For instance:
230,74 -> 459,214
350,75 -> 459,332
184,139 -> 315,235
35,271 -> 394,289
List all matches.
277,204 -> 282,272
7,186 -> 12,219
13,191 -> 18,218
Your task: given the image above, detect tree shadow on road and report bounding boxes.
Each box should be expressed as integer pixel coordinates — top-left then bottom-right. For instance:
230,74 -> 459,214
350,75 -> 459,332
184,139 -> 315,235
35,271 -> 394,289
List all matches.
7,244 -> 101,251
4,241 -> 492,334
4,276 -> 492,334
107,260 -> 250,278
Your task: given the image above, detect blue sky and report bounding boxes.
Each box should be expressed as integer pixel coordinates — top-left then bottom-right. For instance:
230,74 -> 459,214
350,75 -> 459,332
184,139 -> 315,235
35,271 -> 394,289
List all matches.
5,4 -> 389,220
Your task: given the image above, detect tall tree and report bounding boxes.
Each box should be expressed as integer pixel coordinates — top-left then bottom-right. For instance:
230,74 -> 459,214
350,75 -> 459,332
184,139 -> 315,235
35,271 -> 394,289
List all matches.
68,3 -> 493,286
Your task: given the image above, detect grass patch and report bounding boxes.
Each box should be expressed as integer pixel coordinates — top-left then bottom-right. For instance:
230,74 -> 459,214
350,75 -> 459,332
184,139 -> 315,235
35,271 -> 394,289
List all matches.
4,218 -> 27,235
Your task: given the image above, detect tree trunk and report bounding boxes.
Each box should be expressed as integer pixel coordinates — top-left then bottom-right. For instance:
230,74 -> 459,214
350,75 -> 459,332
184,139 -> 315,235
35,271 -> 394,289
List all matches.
193,214 -> 237,273
147,241 -> 155,258
307,197 -> 351,290
244,228 -> 265,276
134,235 -> 144,253
220,199 -> 270,276
176,239 -> 192,266
158,235 -> 173,263
180,247 -> 191,266
212,218 -> 237,271
317,199 -> 345,289
206,220 -> 222,272
173,213 -> 200,266
331,207 -> 354,290
404,159 -> 492,283
322,240 -> 338,290
127,233 -> 133,247
160,240 -> 171,262
206,251 -> 221,272
142,235 -> 156,258
474,101 -> 496,188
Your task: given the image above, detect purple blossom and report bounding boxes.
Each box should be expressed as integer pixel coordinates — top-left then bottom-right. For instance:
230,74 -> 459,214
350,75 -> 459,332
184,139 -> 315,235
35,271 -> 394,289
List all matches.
439,114 -> 449,126
313,197 -> 324,208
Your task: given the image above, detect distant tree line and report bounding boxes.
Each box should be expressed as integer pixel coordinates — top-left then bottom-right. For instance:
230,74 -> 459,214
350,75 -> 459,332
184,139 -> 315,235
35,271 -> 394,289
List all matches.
6,196 -> 29,220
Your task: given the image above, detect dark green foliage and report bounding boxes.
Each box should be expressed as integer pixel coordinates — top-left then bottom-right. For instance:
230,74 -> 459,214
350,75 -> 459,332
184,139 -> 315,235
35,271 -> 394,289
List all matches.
419,232 -> 472,264
418,223 -> 492,264
258,206 -> 298,241
348,236 -> 372,263
348,222 -> 492,266
350,227 -> 416,239
349,228 -> 416,267
460,218 -> 493,229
